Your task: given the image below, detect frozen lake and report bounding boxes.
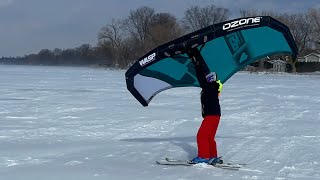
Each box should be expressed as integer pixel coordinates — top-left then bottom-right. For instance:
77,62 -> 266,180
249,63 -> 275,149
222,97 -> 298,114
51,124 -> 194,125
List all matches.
0,65 -> 319,180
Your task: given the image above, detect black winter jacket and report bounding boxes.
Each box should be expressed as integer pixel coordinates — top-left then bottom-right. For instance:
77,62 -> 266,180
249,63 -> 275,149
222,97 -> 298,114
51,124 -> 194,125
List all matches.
194,62 -> 221,117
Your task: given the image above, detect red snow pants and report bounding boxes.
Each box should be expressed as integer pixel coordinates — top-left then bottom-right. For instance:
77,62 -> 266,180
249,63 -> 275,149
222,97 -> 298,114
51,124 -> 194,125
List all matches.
197,115 -> 220,159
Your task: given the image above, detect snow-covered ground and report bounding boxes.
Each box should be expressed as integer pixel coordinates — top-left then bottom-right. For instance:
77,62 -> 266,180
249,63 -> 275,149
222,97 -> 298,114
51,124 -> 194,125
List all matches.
0,65 -> 319,180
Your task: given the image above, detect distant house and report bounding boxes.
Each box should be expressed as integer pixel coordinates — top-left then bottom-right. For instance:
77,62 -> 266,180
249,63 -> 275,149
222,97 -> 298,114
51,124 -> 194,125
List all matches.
247,51 -> 320,73
247,58 -> 288,72
267,60 -> 288,72
297,52 -> 320,72
297,53 -> 320,62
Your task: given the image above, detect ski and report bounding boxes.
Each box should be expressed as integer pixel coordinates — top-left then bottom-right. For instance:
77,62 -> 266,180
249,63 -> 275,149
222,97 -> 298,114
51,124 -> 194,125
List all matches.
156,159 -> 193,166
156,158 -> 245,170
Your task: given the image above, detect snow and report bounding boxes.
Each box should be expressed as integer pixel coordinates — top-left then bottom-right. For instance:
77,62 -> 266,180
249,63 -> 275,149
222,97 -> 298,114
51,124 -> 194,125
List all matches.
0,65 -> 320,180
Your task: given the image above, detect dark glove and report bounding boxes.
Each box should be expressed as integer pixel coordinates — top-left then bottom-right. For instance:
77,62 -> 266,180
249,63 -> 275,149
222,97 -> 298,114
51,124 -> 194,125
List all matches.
190,56 -> 199,66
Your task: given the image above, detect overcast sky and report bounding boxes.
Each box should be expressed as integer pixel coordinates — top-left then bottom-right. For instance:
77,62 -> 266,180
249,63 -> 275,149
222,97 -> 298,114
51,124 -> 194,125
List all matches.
1,0 -> 320,57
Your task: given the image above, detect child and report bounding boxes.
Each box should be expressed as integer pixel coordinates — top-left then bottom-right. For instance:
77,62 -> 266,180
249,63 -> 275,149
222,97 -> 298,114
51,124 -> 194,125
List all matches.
190,54 -> 223,165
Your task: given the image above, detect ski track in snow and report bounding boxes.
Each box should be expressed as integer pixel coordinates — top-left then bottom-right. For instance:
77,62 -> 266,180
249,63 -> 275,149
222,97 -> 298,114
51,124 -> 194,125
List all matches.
0,65 -> 320,180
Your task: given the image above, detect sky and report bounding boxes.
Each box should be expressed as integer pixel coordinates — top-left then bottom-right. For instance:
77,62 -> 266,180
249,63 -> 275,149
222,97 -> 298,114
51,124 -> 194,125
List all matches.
1,0 -> 320,57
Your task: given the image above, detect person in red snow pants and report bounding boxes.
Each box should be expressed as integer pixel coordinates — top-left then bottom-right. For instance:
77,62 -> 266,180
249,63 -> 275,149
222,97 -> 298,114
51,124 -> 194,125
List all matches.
189,49 -> 223,164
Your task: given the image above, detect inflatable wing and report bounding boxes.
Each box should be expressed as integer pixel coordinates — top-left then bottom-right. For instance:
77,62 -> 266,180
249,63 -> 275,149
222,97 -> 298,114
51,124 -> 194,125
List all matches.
125,16 -> 298,106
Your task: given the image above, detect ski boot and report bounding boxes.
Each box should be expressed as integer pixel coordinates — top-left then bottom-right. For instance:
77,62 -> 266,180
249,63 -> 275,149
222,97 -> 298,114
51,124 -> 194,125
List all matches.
190,157 -> 209,164
208,157 -> 223,165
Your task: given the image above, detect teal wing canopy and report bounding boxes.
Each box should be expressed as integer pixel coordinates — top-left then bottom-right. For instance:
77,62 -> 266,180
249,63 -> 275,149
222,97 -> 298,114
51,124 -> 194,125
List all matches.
125,16 -> 298,106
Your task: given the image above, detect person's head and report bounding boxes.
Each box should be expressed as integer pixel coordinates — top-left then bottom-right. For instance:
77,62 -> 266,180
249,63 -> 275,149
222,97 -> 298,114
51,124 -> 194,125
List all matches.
206,72 -> 217,83
206,72 -> 223,96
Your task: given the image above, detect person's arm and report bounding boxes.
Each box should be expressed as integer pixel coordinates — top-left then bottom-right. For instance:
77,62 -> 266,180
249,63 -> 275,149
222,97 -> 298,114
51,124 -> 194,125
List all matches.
192,58 -> 221,96
192,56 -> 208,89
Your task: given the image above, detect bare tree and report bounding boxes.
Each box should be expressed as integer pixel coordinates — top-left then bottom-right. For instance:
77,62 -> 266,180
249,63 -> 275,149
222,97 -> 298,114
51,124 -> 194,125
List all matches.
279,13 -> 312,55
98,19 -> 125,68
308,8 -> 320,48
122,6 -> 155,50
98,7 -> 181,67
276,13 -> 313,72
98,19 -> 123,50
148,13 -> 183,48
182,5 -> 229,33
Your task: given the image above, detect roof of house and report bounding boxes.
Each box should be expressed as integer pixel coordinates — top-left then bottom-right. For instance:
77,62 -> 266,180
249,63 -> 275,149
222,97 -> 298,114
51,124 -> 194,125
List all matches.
267,60 -> 287,64
298,49 -> 320,57
303,53 -> 320,58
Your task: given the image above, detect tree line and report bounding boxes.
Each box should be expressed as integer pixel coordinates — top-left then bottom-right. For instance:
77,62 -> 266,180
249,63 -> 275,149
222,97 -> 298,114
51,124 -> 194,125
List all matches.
1,5 -> 320,72
0,44 -> 107,66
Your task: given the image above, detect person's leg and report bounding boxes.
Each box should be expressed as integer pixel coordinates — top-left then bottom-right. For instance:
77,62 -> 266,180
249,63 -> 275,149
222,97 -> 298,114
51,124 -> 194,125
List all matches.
197,115 -> 220,159
207,115 -> 220,158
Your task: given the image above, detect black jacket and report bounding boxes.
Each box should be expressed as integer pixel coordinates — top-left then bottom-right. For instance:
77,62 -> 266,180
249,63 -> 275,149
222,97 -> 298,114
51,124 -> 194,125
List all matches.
194,62 -> 221,117
200,82 -> 221,117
